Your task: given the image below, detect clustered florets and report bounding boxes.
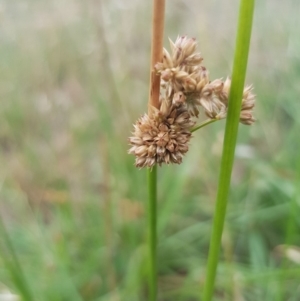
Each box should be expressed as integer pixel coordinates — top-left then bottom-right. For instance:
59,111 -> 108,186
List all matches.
129,97 -> 194,168
129,36 -> 256,168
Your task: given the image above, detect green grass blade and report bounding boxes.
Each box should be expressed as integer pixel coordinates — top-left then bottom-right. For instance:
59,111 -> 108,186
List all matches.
0,218 -> 34,301
202,1 -> 255,300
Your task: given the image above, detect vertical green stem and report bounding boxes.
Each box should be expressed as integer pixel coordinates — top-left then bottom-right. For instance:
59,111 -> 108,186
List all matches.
147,166 -> 157,301
202,1 -> 255,301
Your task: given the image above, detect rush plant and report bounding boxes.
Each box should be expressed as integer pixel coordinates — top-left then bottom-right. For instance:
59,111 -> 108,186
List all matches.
128,0 -> 255,300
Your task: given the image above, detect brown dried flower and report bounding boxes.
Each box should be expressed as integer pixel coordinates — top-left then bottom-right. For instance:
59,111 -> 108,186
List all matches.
129,36 -> 256,168
128,101 -> 194,168
240,86 -> 256,125
212,77 -> 256,124
154,36 -> 205,98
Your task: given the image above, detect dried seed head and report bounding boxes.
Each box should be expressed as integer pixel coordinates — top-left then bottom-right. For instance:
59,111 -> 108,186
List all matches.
154,37 -> 256,124
172,91 -> 186,106
184,53 -> 203,66
240,85 -> 256,125
129,36 -> 256,168
213,78 -> 256,124
129,103 -> 195,168
174,36 -> 197,60
200,95 -> 227,120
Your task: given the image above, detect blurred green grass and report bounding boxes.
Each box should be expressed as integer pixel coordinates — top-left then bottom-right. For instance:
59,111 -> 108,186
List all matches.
0,0 -> 300,300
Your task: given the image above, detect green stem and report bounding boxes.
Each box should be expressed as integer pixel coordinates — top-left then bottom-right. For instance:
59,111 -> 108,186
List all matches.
202,1 -> 255,301
191,119 -> 218,133
147,166 -> 157,301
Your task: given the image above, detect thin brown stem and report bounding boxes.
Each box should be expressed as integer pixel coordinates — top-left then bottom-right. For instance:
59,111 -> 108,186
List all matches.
148,0 -> 166,111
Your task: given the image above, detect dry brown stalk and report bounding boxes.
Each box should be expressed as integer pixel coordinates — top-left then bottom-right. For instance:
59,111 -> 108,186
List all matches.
148,0 -> 166,111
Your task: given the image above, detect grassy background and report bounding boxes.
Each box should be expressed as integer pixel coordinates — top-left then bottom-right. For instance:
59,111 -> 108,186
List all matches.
0,0 -> 299,300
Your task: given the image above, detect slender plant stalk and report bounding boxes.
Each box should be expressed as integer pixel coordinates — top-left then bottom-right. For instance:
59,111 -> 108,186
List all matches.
147,1 -> 165,300
147,165 -> 157,301
202,1 -> 255,301
191,119 -> 218,133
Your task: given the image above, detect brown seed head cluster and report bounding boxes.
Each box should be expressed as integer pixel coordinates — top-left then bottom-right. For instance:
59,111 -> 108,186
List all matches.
129,36 -> 256,168
129,97 -> 194,168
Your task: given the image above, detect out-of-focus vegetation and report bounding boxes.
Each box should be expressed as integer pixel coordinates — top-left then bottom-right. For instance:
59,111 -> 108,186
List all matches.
0,0 -> 299,300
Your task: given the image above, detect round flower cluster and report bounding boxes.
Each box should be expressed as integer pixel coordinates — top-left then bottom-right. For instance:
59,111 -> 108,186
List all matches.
129,36 -> 256,168
155,36 -> 255,123
129,96 -> 194,168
